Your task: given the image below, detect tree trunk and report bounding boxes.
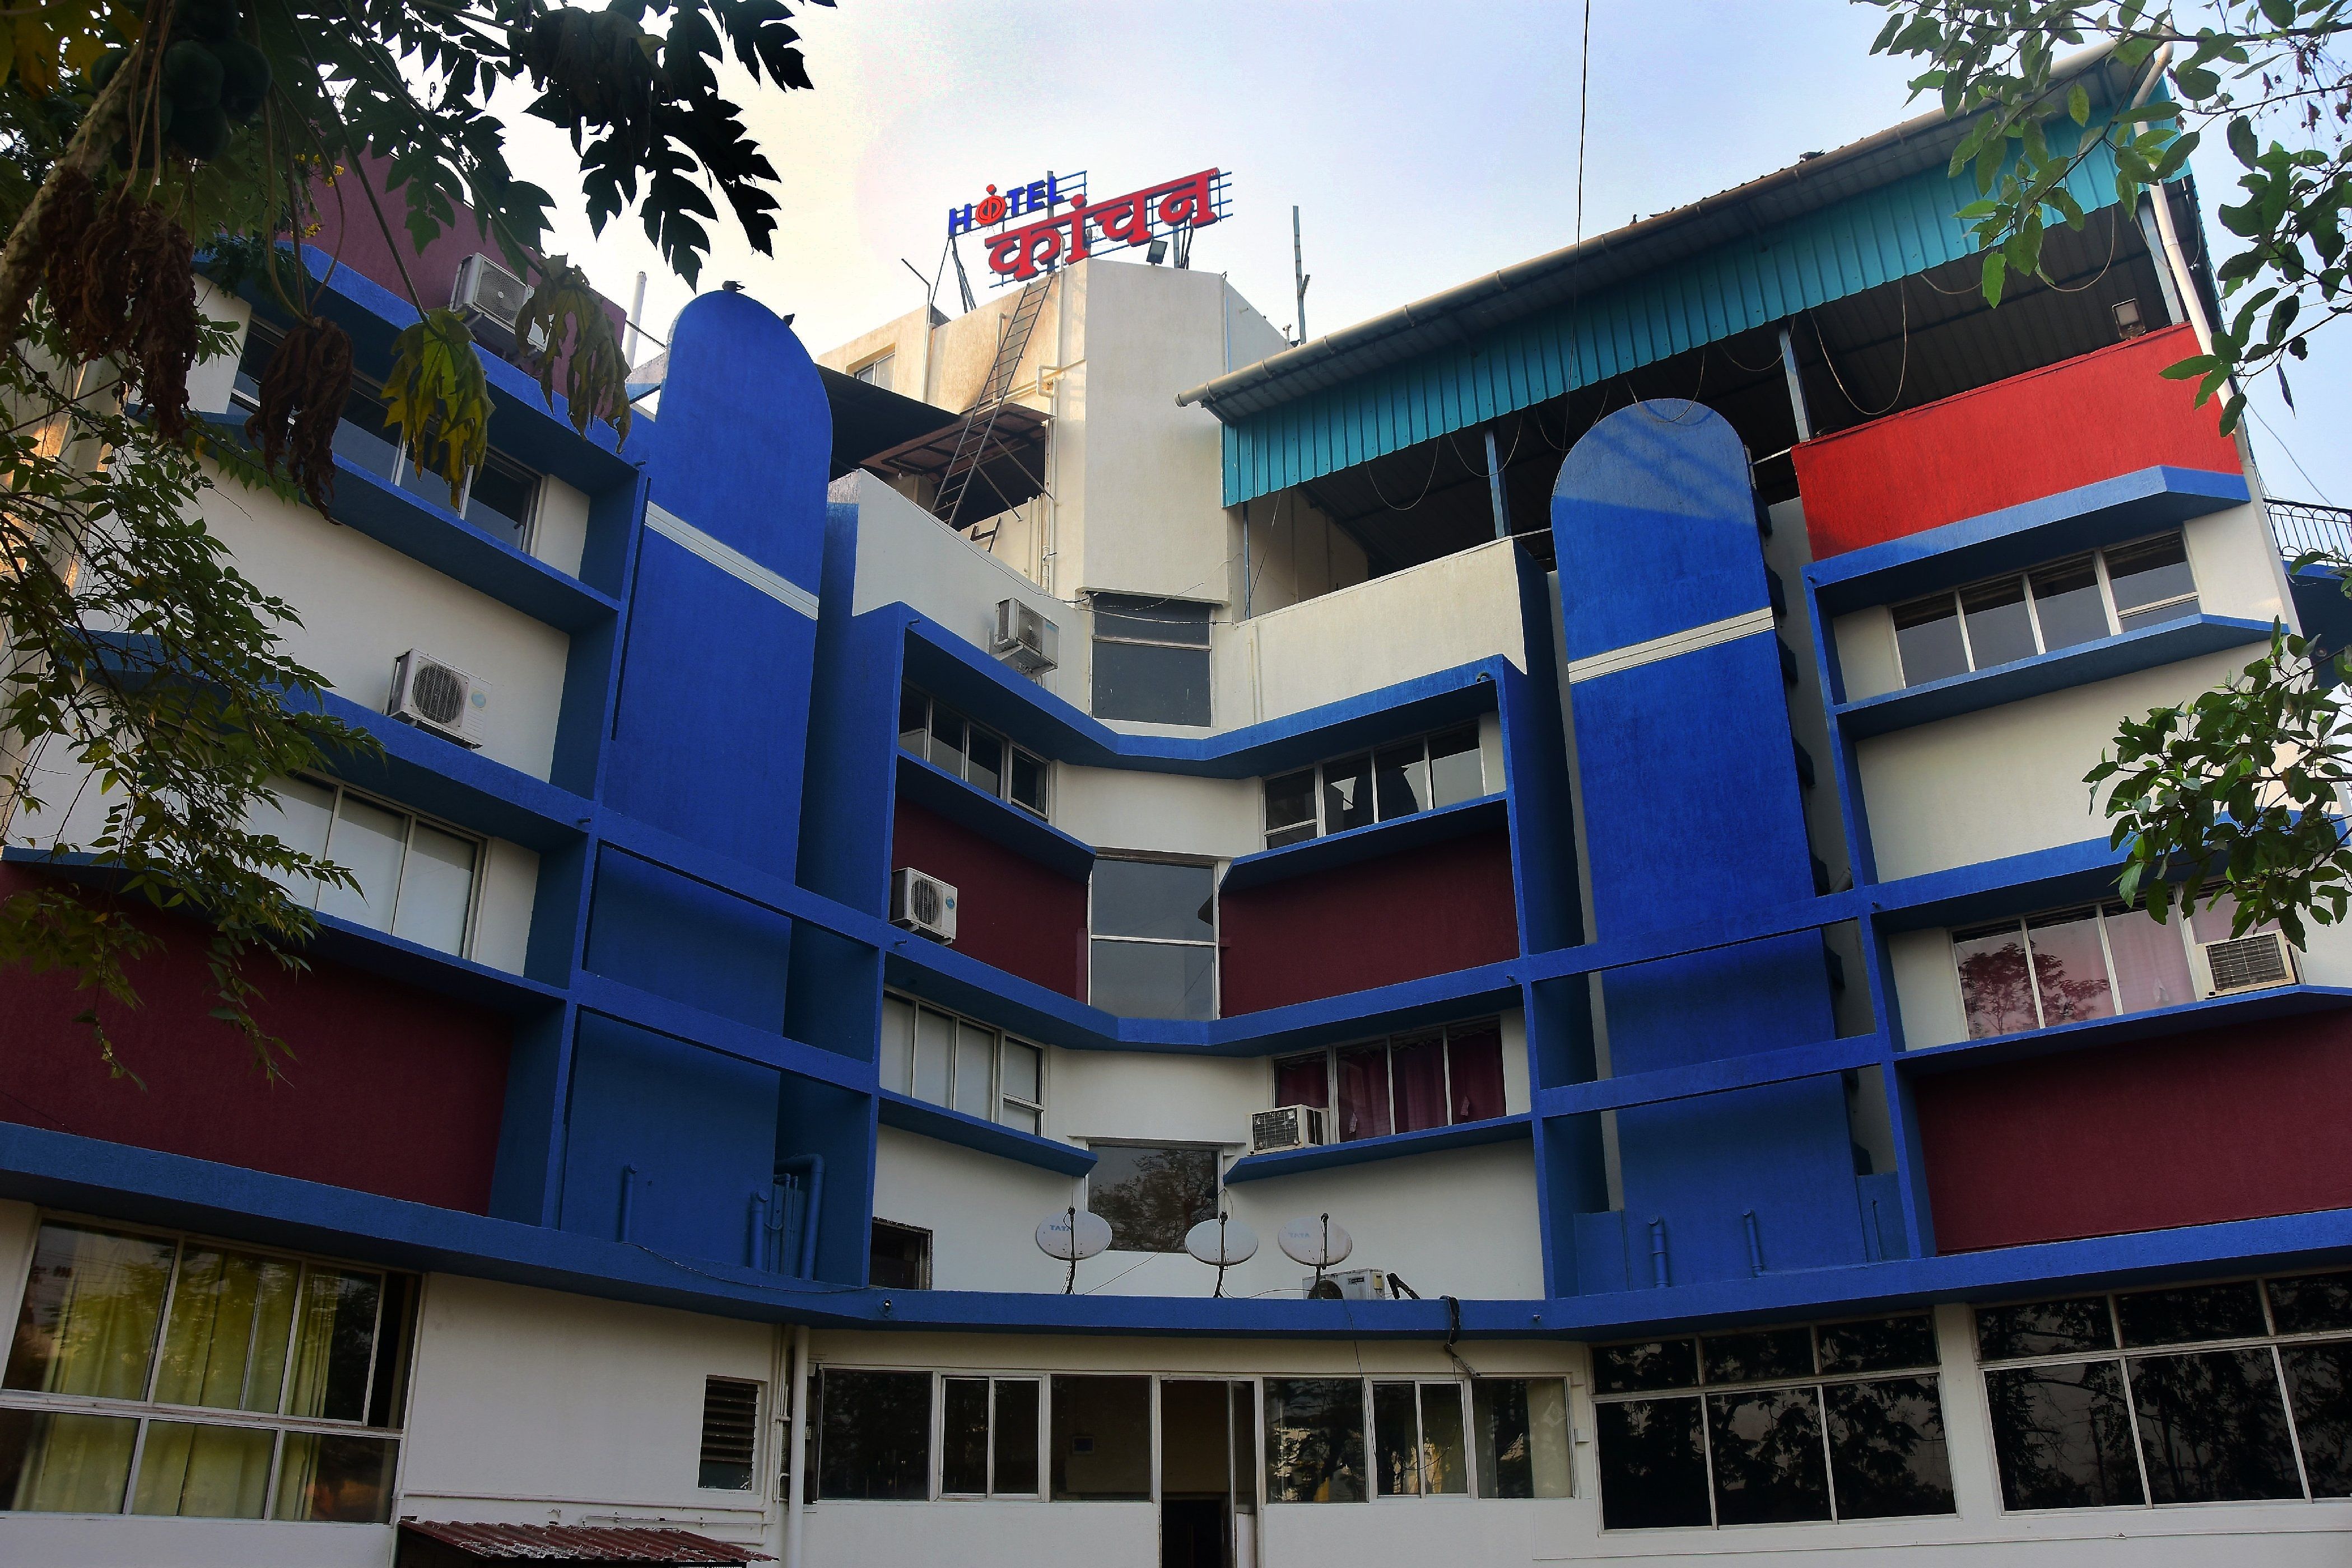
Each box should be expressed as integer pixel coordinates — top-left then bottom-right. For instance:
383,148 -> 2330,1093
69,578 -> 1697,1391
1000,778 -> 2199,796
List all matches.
0,50 -> 150,350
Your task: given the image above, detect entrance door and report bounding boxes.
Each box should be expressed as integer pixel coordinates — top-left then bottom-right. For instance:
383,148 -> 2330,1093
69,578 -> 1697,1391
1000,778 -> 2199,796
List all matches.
1158,1380 -> 1255,1568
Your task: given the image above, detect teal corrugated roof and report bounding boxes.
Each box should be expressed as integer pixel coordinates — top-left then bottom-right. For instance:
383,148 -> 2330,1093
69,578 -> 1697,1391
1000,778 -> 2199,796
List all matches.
1208,134 -> 2127,507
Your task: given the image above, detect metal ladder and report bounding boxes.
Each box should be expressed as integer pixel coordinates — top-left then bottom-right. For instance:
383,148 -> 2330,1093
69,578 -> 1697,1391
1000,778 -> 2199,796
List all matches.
935,275 -> 1052,534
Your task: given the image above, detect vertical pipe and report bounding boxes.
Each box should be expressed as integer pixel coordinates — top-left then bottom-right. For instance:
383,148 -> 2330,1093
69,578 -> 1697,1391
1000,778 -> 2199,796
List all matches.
748,1191 -> 768,1270
2134,198 -> 2188,328
1742,1210 -> 1763,1277
783,1324 -> 812,1568
1485,427 -> 1510,539
1648,1217 -> 1669,1289
1292,206 -> 1308,343
625,270 -> 648,362
617,1164 -> 637,1243
2146,183 -> 2215,355
1777,327 -> 1813,443
1239,501 -> 1252,619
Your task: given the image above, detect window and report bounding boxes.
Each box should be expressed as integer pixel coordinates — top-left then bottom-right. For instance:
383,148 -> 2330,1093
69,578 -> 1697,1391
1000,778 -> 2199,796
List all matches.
898,686 -> 1050,818
868,1220 -> 932,1290
1089,858 -> 1217,1019
1471,1379 -> 1573,1499
1950,894 -> 2284,1040
1890,533 -> 2200,687
941,1377 -> 1040,1497
698,1377 -> 761,1491
879,992 -> 1046,1132
1977,1273 -> 2352,1510
1091,593 -> 1210,726
1273,1019 -> 1508,1141
1591,1314 -> 1953,1529
813,1369 -> 932,1500
851,353 -> 893,391
243,776 -> 479,956
1050,1375 -> 1152,1500
1373,1382 -> 1468,1496
0,1220 -> 414,1522
1086,1145 -> 1219,1253
234,321 -> 542,549
1264,1377 -> 1368,1502
1261,726 -> 1485,848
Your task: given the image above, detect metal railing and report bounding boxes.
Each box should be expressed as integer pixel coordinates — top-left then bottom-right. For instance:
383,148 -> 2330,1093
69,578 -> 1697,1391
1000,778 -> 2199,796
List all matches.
2269,498 -> 2352,563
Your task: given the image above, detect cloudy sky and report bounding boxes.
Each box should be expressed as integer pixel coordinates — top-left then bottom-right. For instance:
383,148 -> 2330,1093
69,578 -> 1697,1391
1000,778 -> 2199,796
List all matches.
497,0 -> 2348,503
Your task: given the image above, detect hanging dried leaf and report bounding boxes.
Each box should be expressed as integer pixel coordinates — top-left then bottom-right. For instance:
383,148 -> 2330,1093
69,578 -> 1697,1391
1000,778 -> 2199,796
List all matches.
381,307 -> 491,510
515,254 -> 631,445
34,175 -> 201,435
120,199 -> 198,436
243,315 -> 353,515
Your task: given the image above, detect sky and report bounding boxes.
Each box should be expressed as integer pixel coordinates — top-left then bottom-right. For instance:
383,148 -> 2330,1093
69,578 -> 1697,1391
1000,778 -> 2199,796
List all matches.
494,0 -> 2350,505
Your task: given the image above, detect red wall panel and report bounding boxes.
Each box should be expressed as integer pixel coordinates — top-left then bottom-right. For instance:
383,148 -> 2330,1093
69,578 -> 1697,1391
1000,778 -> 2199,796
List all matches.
0,867 -> 511,1211
1219,830 -> 1519,1015
889,800 -> 1087,998
1794,324 -> 2243,561
1915,1013 -> 2352,1253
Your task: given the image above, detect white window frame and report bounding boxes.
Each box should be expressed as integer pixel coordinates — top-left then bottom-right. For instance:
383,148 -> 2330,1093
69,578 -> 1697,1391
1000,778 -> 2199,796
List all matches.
1890,530 -> 2200,687
934,1374 -> 1044,1500
1270,1016 -> 1507,1142
1946,896 -> 2288,1037
263,774 -> 486,959
0,1211 -> 416,1524
850,352 -> 895,390
696,1374 -> 767,1495
1087,854 -> 1219,1020
898,686 -> 1051,820
1080,1138 -> 1229,1255
879,990 -> 1047,1130
1087,593 -> 1213,727
1260,726 -> 1487,849
1367,1379 -> 1475,1501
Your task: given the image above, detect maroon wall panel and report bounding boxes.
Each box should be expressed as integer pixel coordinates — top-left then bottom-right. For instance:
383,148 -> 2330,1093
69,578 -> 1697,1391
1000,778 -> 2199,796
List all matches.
1792,324 -> 2242,562
889,801 -> 1087,998
1915,1014 -> 2352,1253
0,869 -> 511,1212
1219,831 -> 1519,1015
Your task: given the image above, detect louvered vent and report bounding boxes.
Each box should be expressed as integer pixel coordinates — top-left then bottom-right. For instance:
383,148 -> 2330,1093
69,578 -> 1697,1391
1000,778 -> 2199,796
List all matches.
698,1376 -> 760,1491
2204,932 -> 2293,995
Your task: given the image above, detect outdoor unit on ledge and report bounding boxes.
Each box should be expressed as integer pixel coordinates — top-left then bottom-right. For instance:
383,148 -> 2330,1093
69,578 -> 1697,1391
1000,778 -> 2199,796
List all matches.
2201,931 -> 2295,997
890,868 -> 958,943
387,650 -> 488,748
1251,1104 -> 1327,1156
451,252 -> 528,353
992,598 -> 1060,675
1305,1268 -> 1395,1300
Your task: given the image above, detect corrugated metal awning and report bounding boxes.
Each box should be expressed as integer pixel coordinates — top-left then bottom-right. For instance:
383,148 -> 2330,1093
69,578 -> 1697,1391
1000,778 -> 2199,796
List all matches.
397,1520 -> 774,1564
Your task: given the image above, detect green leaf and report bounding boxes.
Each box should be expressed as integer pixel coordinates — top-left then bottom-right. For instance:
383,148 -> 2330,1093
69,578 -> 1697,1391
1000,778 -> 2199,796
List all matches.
381,309 -> 493,509
2068,82 -> 2090,127
1982,250 -> 2008,307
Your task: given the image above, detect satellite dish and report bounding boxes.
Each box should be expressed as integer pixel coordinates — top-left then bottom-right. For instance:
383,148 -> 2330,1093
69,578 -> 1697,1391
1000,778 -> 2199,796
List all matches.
1035,1207 -> 1111,1294
1185,1216 -> 1259,1266
1278,1214 -> 1353,1269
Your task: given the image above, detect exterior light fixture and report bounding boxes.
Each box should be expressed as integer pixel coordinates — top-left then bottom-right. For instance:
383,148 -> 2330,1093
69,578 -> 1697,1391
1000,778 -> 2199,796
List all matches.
1147,238 -> 1168,266
2113,297 -> 2146,339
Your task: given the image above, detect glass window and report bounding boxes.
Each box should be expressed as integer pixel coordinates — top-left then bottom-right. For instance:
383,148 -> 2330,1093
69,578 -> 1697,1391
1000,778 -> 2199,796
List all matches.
1009,748 -> 1050,818
868,1221 -> 930,1290
1976,1298 -> 2118,1360
1089,941 -> 1216,1020
879,995 -> 915,1096
1283,1018 -> 1509,1141
912,1006 -> 953,1105
1701,1327 -> 1813,1385
1986,1361 -> 2147,1509
391,823 -> 476,954
1426,726 -> 1484,808
1592,1338 -> 1699,1396
464,451 -> 539,550
1264,1377 -> 1366,1503
1321,753 -> 1376,834
2130,1348 -> 2302,1503
952,1019 -> 995,1117
2115,1282 -> 2266,1347
1370,1382 -> 1465,1497
1816,1314 -> 1937,1375
1335,1044 -> 1392,1142
1952,921 -> 2038,1038
1595,1397 -> 1710,1528
0,1222 -> 412,1523
1264,769 -> 1317,849
1389,1032 -> 1448,1136
1091,594 -> 1212,726
999,1039 -> 1043,1134
1960,575 -> 2038,669
942,1377 -> 990,1496
2029,555 -> 2111,650
1707,1386 -> 1830,1524
995,1379 -> 1041,1496
314,794 -> 407,932
852,353 -> 893,390
1273,1054 -> 1328,1110
2102,902 -> 2196,1012
965,729 -> 1005,800
2106,534 -> 2199,629
1092,860 -> 1214,941
886,993 -> 1046,1130
1823,1376 -> 1954,1518
1050,1375 -> 1151,1501
898,689 -> 929,755
248,777 -> 478,958
1373,742 -> 1430,820
928,706 -> 967,776
2282,1343 -> 2352,1496
816,1369 -> 931,1500
1087,1145 -> 1218,1253
1446,1024 -> 1507,1123
697,1376 -> 760,1491
1892,593 -> 1969,685
2269,1271 -> 2352,1336
1090,859 -> 1215,1020
2025,908 -> 2115,1026
1953,898 -> 2246,1040
1470,1378 -> 1572,1499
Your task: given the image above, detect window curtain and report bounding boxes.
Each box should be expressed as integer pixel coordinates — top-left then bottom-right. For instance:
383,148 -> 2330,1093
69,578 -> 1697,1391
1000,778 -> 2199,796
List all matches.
285,1269 -> 380,1422
153,1248 -> 299,1412
8,1224 -> 175,1399
1390,1035 -> 1448,1134
3,1410 -> 138,1512
131,1421 -> 273,1517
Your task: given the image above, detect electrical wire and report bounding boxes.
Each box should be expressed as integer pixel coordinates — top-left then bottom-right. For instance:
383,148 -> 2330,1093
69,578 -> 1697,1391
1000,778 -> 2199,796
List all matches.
1574,0 -> 1592,250
1807,279 -> 1909,419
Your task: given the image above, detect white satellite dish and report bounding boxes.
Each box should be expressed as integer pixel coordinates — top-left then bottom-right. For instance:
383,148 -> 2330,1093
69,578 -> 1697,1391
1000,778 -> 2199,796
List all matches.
1036,1207 -> 1112,1293
1185,1214 -> 1259,1298
1278,1213 -> 1353,1271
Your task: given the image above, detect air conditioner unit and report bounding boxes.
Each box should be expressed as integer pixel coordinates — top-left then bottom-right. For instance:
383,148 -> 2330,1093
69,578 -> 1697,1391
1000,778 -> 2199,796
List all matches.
451,253 -> 529,353
890,867 -> 958,943
1251,1104 -> 1326,1156
2201,931 -> 2295,997
388,650 -> 488,748
991,598 -> 1059,675
1304,1268 -> 1394,1301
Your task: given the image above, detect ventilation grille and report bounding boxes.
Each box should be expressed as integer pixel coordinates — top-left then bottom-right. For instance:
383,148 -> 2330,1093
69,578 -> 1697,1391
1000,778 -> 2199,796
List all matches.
2206,932 -> 2292,992
908,878 -> 943,927
408,661 -> 467,726
698,1376 -> 760,1491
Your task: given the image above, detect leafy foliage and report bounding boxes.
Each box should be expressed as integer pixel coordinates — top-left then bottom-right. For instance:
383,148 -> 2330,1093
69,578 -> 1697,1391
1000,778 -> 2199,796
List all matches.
383,307 -> 493,508
516,255 -> 633,442
1869,1 -> 2352,431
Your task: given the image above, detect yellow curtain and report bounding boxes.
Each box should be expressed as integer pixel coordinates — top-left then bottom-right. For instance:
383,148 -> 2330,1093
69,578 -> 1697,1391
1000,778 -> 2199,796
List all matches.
11,1223 -> 175,1400
285,1267 -> 376,1420
129,1420 -> 272,1518
152,1248 -> 299,1412
8,1411 -> 138,1512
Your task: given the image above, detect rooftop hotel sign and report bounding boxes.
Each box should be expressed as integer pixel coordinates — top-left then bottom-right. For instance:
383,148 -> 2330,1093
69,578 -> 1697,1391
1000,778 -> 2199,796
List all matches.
947,169 -> 1231,286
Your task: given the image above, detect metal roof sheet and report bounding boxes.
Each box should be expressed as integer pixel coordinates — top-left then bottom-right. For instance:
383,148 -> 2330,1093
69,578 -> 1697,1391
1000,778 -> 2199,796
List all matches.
398,1520 -> 774,1564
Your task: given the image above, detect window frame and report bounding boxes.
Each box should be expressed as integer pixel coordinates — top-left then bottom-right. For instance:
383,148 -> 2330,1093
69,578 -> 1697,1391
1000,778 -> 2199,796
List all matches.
1270,1016 -> 1510,1141
1082,1140 -> 1227,1255
1087,854 -> 1219,1021
1587,1313 -> 1951,1530
1888,531 -> 2200,688
696,1374 -> 766,1494
879,990 -> 1048,1131
1972,1272 -> 2352,1513
0,1211 -> 418,1524
255,773 -> 486,959
1370,1380 -> 1473,1500
867,1219 -> 934,1291
898,685 -> 1052,820
1259,725 -> 1488,850
850,352 -> 895,390
1947,895 -> 2286,1039
935,1374 -> 1043,1499
1088,592 -> 1213,727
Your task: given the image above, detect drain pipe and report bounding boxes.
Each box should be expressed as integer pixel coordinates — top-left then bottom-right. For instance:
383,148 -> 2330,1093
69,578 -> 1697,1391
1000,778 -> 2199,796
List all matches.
781,1324 -> 812,1568
2131,45 -> 2214,356
775,1154 -> 825,1278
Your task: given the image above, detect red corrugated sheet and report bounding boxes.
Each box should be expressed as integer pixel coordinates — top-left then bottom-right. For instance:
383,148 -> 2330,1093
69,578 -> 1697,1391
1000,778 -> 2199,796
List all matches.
399,1520 -> 773,1564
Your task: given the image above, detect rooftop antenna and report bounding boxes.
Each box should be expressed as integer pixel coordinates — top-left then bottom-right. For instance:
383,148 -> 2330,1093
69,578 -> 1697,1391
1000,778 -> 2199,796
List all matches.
1291,205 -> 1310,344
624,269 -> 648,361
1184,1211 -> 1258,1298
1278,1212 -> 1352,1295
1036,1206 -> 1111,1295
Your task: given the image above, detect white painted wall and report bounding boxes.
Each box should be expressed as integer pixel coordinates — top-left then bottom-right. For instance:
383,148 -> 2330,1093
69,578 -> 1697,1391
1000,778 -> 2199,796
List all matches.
1859,648 -> 2259,883
1054,767 -> 1256,861
188,278 -> 251,416
1890,926 -> 1971,1050
398,1273 -> 774,1544
529,474 -> 590,579
471,838 -> 539,974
